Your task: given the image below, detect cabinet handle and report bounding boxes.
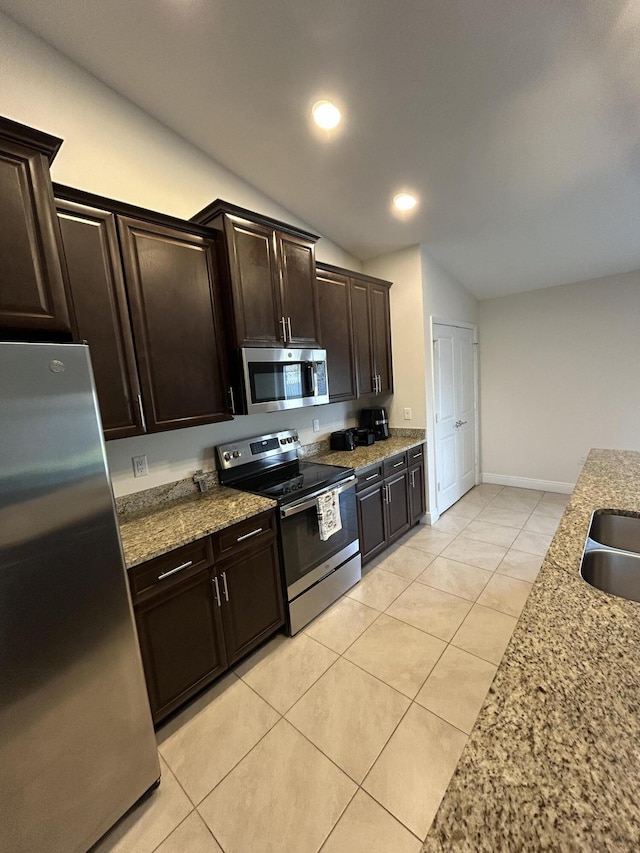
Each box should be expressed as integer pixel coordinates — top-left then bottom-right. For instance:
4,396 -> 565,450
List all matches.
221,571 -> 230,602
136,394 -> 147,433
365,473 -> 379,482
286,316 -> 292,342
157,560 -> 192,581
410,471 -> 415,488
228,386 -> 236,415
236,527 -> 263,542
280,316 -> 288,342
412,451 -> 422,459
212,576 -> 222,607
387,484 -> 392,503
393,461 -> 404,468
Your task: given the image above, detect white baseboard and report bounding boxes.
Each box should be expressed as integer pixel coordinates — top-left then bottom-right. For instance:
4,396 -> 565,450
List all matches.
424,509 -> 440,525
481,473 -> 574,495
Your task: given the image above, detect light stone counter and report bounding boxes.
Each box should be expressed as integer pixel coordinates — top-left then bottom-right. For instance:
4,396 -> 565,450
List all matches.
422,449 -> 640,852
118,486 -> 276,569
116,431 -> 425,570
309,434 -> 425,472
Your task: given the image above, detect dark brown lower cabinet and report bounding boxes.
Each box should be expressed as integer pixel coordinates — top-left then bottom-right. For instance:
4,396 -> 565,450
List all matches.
129,510 -> 284,725
356,480 -> 387,564
409,447 -> 427,525
356,446 -> 426,565
217,537 -> 284,666
134,566 -> 228,723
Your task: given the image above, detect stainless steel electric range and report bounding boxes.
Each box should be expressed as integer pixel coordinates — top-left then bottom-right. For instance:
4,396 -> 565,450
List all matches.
216,429 -> 361,634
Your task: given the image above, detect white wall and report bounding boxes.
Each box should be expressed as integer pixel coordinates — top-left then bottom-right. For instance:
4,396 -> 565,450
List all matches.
479,269 -> 640,488
0,13 -> 364,495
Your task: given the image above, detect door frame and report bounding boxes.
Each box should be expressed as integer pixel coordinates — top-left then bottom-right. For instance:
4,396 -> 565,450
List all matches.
427,316 -> 479,523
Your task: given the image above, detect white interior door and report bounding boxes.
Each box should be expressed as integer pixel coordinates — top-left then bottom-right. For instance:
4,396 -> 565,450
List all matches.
433,322 -> 477,513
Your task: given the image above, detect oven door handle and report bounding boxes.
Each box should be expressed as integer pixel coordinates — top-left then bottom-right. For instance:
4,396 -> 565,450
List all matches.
280,476 -> 356,518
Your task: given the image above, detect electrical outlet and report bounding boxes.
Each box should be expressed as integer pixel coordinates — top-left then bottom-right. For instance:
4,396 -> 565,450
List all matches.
404,407 -> 412,420
132,455 -> 148,477
312,418 -> 320,433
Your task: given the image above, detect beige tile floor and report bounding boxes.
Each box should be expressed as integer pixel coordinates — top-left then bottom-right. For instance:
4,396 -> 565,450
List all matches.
93,485 -> 567,853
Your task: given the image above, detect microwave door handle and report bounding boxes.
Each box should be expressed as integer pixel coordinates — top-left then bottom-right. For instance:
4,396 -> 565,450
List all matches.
306,362 -> 317,397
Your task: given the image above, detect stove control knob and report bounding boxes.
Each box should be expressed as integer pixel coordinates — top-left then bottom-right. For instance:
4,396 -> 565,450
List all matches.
232,450 -> 240,458
280,438 -> 286,445
223,452 -> 231,462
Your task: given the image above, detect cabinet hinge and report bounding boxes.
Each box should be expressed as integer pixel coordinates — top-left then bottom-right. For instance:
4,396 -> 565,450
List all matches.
437,482 -> 441,491
435,412 -> 439,423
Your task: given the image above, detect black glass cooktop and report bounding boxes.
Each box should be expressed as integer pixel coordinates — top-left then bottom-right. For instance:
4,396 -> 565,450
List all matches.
234,460 -> 354,504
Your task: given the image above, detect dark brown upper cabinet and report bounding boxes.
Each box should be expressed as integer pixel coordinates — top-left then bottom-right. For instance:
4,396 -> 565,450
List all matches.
316,263 -> 392,400
315,264 -> 357,403
55,186 -> 232,437
56,200 -> 143,439
351,272 -> 393,397
0,117 -> 71,338
191,200 -> 320,349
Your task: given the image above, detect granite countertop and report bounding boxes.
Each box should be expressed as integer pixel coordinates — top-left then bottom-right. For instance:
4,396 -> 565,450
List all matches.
118,486 -> 276,569
118,433 -> 425,570
309,435 -> 425,472
423,449 -> 640,852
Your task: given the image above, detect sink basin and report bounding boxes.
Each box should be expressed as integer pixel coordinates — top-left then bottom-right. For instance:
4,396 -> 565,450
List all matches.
588,511 -> 640,554
580,548 -> 640,602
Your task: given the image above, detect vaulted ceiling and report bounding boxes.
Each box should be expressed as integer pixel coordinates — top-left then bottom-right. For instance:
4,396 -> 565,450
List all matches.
1,0 -> 639,298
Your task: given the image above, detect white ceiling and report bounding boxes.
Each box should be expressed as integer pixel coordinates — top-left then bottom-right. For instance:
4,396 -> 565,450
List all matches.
2,0 -> 640,298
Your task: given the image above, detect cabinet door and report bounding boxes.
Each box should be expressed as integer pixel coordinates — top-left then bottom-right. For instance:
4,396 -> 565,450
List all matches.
356,482 -> 387,564
277,232 -> 320,347
226,217 -> 283,346
56,201 -> 143,439
385,471 -> 410,542
350,279 -> 375,396
217,536 -> 285,666
0,139 -> 70,335
370,282 -> 393,395
118,217 -> 231,432
316,269 -> 356,402
409,462 -> 426,525
134,568 -> 227,724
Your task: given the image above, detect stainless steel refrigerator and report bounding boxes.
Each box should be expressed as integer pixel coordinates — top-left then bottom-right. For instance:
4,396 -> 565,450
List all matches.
0,341 -> 160,853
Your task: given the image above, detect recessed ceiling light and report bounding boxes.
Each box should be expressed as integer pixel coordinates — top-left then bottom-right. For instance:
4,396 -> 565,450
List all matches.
312,100 -> 341,130
393,192 -> 418,212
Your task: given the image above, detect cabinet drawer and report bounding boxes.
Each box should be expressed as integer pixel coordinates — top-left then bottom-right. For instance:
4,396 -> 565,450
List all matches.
212,510 -> 276,559
408,445 -> 424,465
383,453 -> 408,478
129,538 -> 213,602
356,464 -> 383,492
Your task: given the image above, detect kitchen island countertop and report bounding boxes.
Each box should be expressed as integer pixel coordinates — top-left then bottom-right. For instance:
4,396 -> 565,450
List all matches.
422,449 -> 640,852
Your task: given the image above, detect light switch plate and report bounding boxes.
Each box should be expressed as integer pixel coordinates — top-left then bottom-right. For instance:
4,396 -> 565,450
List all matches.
404,407 -> 412,420
312,418 -> 320,433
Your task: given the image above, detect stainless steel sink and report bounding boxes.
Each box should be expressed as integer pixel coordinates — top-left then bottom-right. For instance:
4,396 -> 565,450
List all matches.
580,510 -> 640,601
588,511 -> 640,554
580,548 -> 640,602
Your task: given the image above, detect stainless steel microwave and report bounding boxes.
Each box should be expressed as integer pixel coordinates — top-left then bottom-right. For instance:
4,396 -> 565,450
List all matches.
233,348 -> 329,415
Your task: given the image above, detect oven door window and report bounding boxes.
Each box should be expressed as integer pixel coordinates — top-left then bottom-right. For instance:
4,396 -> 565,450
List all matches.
280,487 -> 358,589
249,361 -> 314,405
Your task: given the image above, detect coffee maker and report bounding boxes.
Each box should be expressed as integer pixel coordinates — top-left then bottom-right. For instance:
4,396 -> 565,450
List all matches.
359,407 -> 389,441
